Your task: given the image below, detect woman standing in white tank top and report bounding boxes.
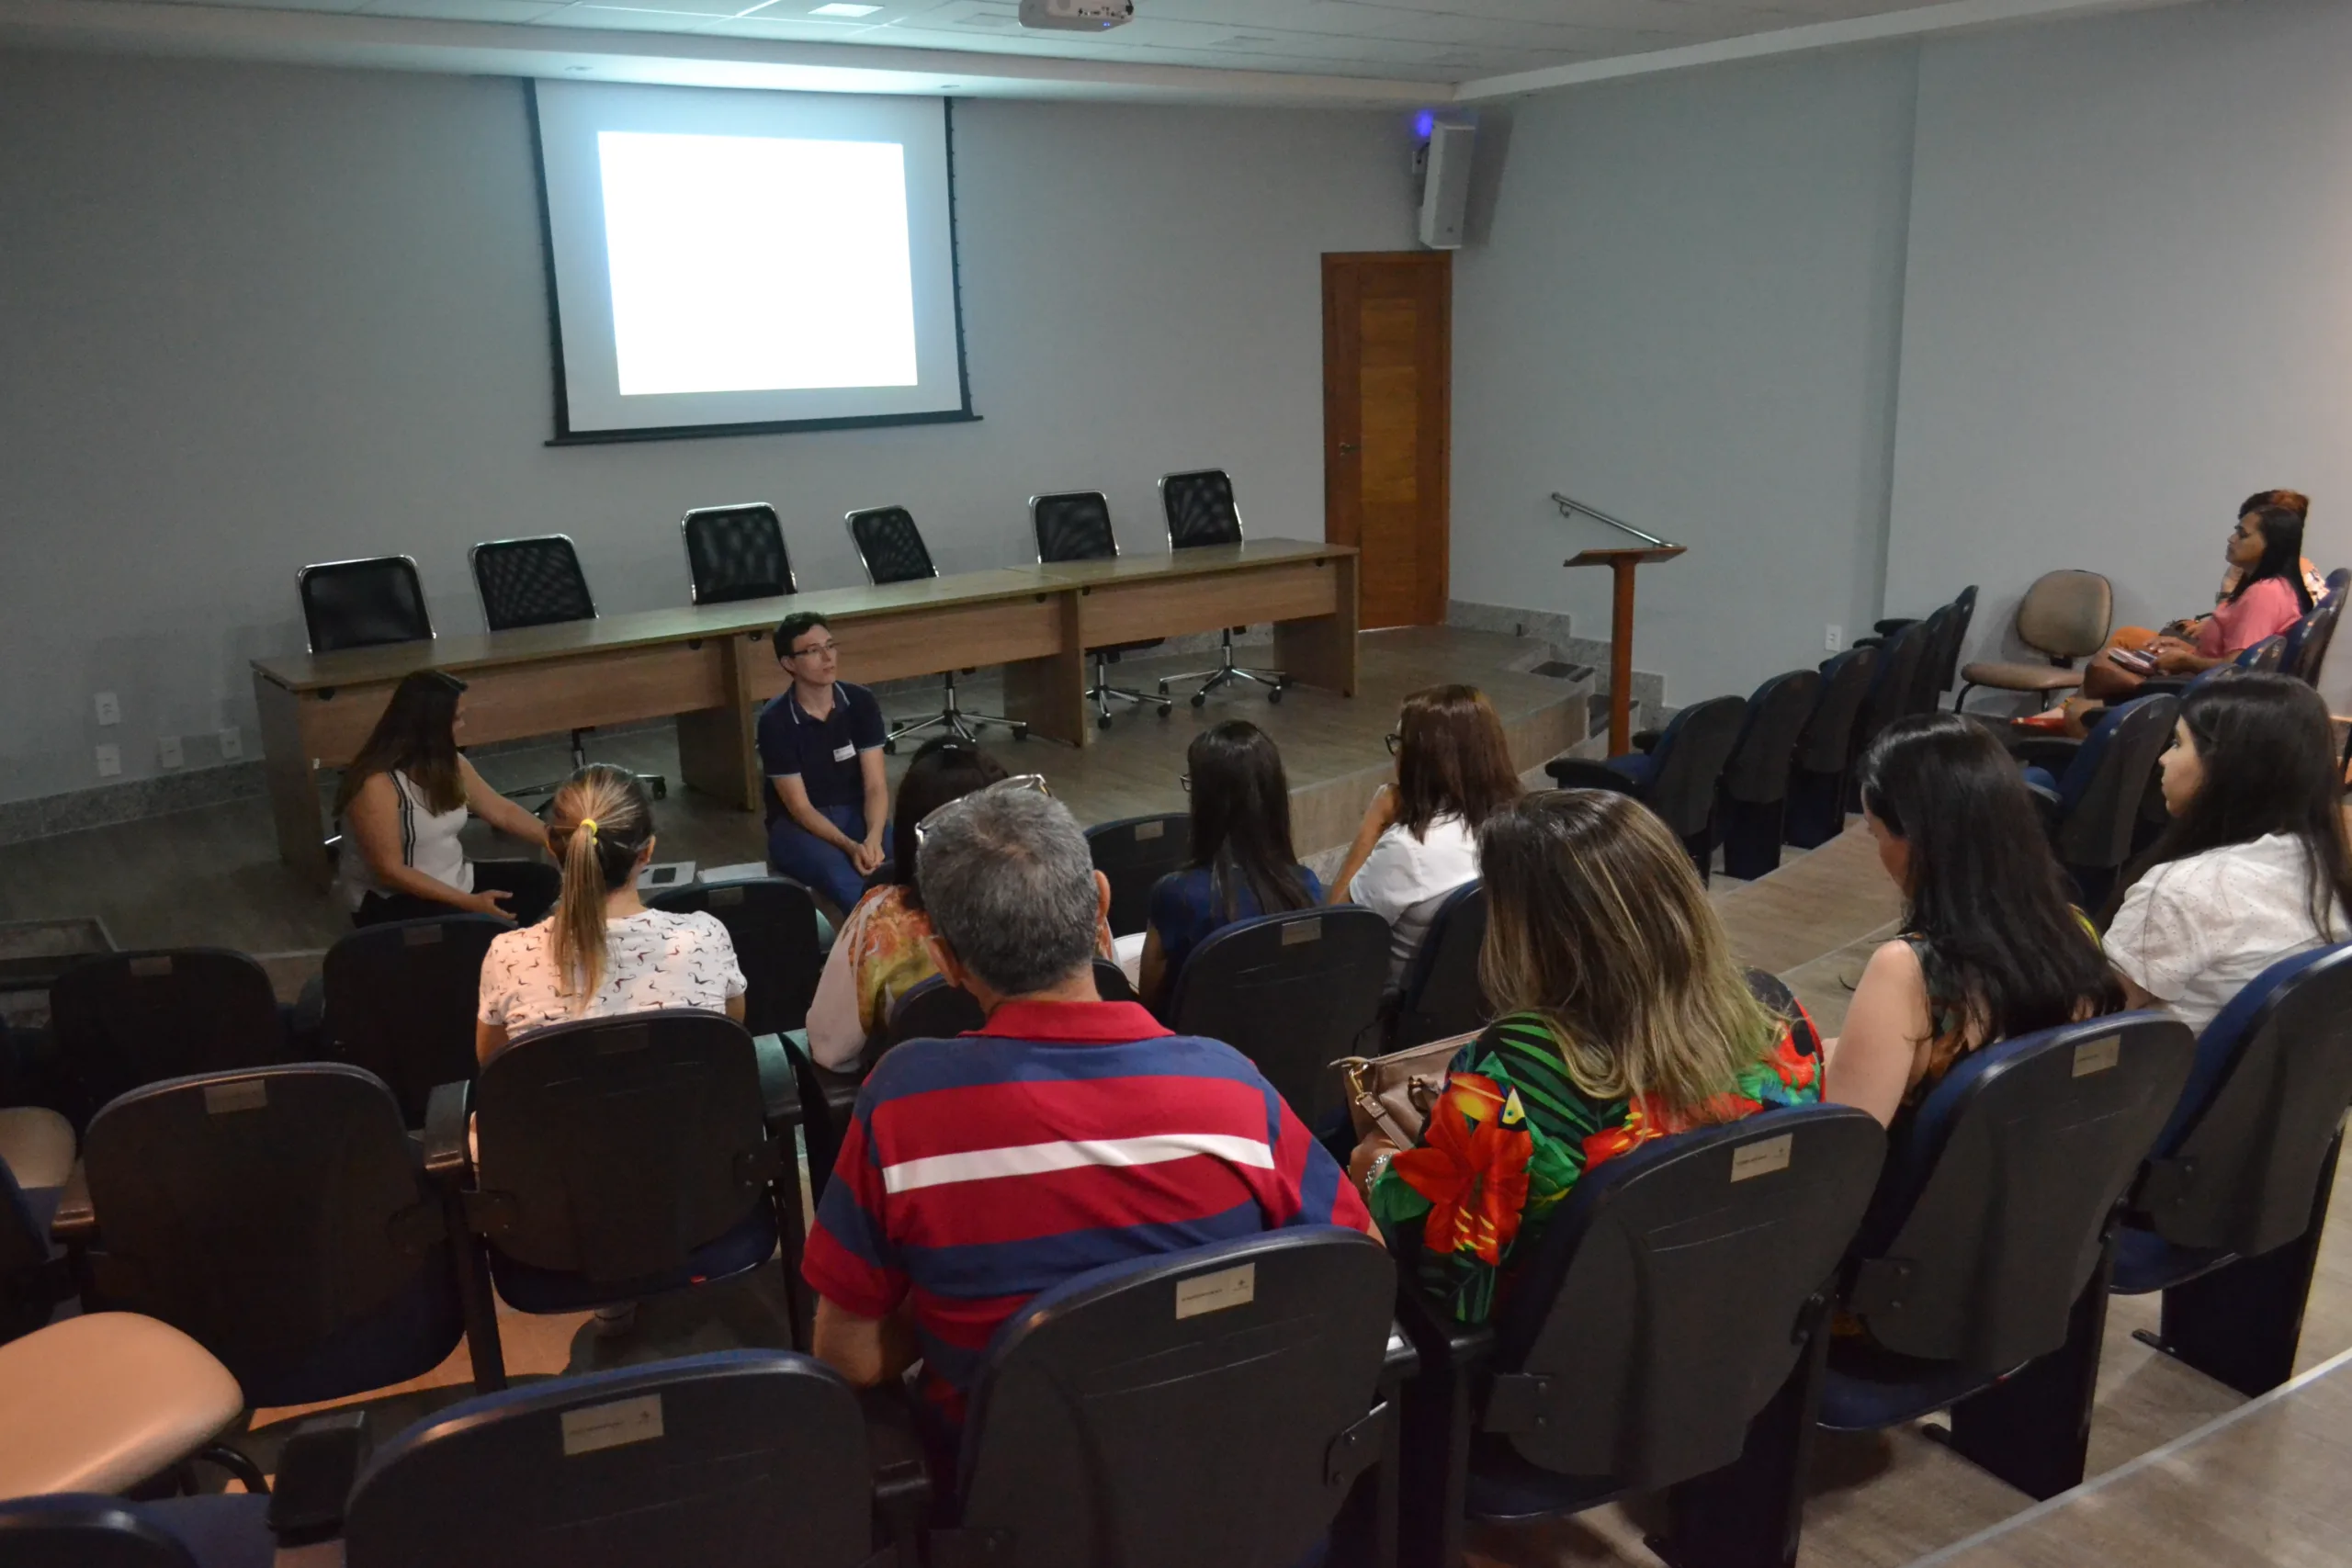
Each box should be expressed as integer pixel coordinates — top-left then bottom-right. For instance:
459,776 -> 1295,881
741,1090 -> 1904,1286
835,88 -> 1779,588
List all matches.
335,671 -> 559,927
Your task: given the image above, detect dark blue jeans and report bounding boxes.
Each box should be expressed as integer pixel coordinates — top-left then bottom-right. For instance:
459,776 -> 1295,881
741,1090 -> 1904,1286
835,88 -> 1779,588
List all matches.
767,803 -> 891,913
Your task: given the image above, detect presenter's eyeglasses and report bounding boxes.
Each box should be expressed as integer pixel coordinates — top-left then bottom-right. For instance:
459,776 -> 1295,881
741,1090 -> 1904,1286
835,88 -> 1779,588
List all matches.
912,774 -> 1051,846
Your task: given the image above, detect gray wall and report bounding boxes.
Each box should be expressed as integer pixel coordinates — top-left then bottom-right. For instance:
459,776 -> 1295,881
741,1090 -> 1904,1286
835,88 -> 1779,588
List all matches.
0,51 -> 1417,803
1448,46 -> 1920,705
1884,0 -> 2352,660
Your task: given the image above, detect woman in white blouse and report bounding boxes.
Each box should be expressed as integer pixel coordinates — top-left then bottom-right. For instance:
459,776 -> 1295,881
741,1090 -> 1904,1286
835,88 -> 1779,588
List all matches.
2105,674 -> 2352,1036
476,764 -> 745,1060
1328,684 -> 1524,982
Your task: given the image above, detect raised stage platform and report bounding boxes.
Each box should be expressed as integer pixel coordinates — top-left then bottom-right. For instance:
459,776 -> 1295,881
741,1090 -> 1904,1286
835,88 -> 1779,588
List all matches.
0,625 -> 1591,970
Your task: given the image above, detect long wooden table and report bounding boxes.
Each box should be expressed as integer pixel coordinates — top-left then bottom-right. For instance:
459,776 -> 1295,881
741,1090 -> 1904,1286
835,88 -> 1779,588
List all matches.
252,539 -> 1358,886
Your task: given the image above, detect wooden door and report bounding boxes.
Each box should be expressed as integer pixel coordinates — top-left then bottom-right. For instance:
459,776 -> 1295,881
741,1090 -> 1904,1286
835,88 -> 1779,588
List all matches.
1323,251 -> 1452,628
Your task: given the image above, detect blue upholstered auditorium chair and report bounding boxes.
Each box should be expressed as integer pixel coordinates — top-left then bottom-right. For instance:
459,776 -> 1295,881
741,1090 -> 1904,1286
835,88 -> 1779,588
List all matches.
48,950 -> 287,1127
649,878 -> 824,1037
932,1229 -> 1402,1568
426,1010 -> 807,1358
1394,1106 -> 1884,1568
322,914 -> 513,1126
0,1349 -> 921,1568
54,1065 -> 483,1416
1713,669 -> 1824,880
2113,944 -> 2352,1395
1815,1014 -> 2193,1501
2010,692 -> 2177,910
1547,694 -> 1746,879
1387,880 -> 1488,1050
1166,906 -> 1391,1122
1085,812 -> 1193,940
1783,645 -> 1878,850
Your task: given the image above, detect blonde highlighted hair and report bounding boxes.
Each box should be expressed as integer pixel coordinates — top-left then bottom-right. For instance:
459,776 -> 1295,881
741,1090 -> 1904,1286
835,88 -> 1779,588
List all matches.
548,763 -> 655,1003
1477,790 -> 1778,1115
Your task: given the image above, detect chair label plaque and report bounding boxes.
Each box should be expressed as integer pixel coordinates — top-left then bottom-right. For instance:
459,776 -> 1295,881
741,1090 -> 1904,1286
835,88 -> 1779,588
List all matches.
1134,820 -> 1164,840
1175,1263 -> 1256,1319
1280,919 -> 1322,947
1730,1134 -> 1792,1183
560,1393 -> 665,1456
2072,1035 -> 2120,1077
203,1079 -> 268,1115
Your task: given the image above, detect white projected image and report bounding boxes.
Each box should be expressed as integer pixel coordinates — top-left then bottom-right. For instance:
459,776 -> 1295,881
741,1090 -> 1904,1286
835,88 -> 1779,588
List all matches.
597,131 -> 919,398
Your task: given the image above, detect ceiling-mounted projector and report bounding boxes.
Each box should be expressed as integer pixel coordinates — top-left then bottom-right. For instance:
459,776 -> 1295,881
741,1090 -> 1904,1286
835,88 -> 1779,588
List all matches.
1020,0 -> 1132,29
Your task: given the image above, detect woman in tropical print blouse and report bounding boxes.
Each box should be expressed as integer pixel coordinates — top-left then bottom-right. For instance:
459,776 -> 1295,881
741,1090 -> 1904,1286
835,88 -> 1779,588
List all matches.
1351,789 -> 1822,1325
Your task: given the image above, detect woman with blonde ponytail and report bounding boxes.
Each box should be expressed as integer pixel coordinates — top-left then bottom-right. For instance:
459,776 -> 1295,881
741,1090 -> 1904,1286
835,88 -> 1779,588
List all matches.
475,764 -> 746,1061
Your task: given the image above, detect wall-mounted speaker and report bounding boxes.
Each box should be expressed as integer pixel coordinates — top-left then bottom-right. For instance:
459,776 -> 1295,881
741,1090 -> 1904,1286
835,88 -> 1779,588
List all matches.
1418,122 -> 1476,251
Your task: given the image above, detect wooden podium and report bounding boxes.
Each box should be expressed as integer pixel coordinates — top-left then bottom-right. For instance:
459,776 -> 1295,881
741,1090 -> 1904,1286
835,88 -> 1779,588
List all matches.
1566,545 -> 1686,756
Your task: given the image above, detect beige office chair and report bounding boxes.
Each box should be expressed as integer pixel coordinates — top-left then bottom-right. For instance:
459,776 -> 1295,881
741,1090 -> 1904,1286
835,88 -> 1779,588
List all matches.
1956,570 -> 2113,711
0,1314 -> 246,1500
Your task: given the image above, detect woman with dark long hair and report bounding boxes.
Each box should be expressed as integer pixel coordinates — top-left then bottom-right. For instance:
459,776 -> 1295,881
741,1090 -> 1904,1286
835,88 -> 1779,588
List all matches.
1329,684 -> 1524,982
1353,790 -> 1820,1324
1826,714 -> 2121,1127
475,764 -> 744,1060
1137,721 -> 1321,1009
2077,500 -> 2317,711
803,737 -> 1012,1067
2105,674 -> 2352,1035
334,670 -> 558,927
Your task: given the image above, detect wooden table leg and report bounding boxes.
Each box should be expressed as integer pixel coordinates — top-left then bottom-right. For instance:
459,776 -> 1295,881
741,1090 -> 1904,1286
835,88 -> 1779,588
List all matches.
254,671 -> 332,890
678,632 -> 762,810
1003,590 -> 1090,747
1272,554 -> 1360,697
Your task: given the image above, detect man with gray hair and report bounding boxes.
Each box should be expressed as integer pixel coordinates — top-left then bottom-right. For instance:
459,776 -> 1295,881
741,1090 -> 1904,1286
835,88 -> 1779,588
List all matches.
803,786 -> 1373,1426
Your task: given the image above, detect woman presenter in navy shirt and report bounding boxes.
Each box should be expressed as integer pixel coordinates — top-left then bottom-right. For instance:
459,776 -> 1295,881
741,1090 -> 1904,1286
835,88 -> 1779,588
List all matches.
759,612 -> 891,914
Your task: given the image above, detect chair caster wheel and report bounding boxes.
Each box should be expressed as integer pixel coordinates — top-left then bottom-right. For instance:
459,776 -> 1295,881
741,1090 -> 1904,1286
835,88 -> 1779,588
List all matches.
1157,681 -> 1170,696
1097,715 -> 1112,730
1268,687 -> 1283,705
882,739 -> 898,756
1013,726 -> 1030,742
1190,693 -> 1207,709
650,780 -> 669,799
1158,704 -> 1172,719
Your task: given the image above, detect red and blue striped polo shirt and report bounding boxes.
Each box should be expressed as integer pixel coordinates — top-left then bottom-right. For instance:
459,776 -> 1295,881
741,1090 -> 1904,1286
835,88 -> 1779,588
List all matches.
801,998 -> 1376,1420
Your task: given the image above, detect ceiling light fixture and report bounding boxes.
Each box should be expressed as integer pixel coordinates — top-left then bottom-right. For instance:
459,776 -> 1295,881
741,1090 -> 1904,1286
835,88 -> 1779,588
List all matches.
809,3 -> 881,15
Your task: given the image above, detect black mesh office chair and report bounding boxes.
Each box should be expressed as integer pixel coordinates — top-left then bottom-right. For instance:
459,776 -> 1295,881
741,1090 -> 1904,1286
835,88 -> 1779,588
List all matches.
682,504 -> 797,605
1033,491 -> 1172,728
469,536 -> 664,803
846,506 -> 1025,750
1155,470 -> 1289,707
298,557 -> 432,655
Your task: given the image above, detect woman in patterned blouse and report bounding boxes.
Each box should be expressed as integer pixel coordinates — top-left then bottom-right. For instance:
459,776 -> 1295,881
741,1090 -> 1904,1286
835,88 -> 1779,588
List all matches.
1352,790 -> 1821,1325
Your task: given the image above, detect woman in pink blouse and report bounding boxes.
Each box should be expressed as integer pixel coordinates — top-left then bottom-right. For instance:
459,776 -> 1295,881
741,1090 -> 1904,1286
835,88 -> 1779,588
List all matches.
2142,501 -> 2316,678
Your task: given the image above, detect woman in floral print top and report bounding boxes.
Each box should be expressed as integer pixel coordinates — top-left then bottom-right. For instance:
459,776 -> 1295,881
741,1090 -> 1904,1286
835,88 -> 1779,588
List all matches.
1356,790 -> 1821,1325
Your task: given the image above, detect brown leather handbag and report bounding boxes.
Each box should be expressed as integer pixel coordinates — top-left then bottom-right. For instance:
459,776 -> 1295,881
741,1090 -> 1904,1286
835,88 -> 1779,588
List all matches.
1331,1032 -> 1478,1147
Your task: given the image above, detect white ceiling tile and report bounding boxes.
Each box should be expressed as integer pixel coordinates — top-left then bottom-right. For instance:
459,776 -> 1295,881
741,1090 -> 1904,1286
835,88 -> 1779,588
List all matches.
364,0 -> 571,19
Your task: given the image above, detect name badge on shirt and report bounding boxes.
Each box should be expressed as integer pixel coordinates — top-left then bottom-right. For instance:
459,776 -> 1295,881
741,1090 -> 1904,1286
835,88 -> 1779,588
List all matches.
831,743 -> 856,762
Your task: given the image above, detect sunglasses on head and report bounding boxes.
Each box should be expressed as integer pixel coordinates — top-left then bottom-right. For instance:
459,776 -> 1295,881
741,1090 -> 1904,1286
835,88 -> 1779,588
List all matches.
911,774 -> 1052,846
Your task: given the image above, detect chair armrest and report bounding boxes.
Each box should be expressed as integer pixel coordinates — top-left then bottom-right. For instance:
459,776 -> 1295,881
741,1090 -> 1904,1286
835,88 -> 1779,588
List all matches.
422,1080 -> 473,1185
860,1384 -> 933,1555
1631,729 -> 1662,754
49,1158 -> 96,1244
1544,757 -> 1632,792
268,1411 -> 370,1547
1872,617 -> 1918,636
1390,1278 -> 1496,1380
1850,636 -> 1886,650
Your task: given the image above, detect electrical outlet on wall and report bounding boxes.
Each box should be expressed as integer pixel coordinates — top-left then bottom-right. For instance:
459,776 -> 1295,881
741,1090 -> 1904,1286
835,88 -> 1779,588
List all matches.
1825,624 -> 1843,653
218,727 -> 243,761
94,692 -> 119,726
96,744 -> 121,777
157,736 -> 185,770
